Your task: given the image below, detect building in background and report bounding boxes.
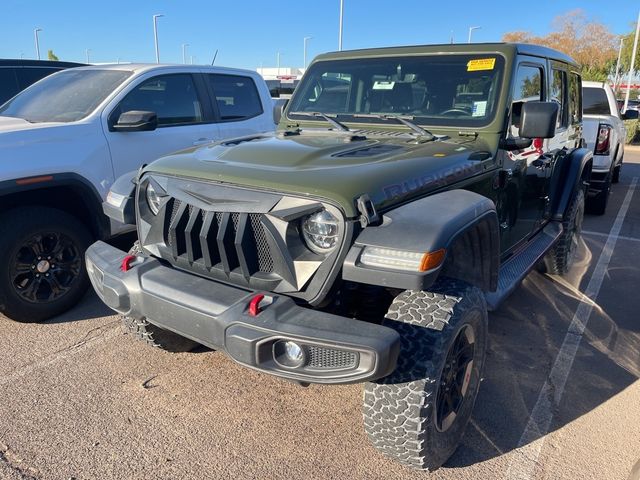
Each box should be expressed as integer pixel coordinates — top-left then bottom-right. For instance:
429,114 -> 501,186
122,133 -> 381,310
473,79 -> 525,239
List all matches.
257,67 -> 305,98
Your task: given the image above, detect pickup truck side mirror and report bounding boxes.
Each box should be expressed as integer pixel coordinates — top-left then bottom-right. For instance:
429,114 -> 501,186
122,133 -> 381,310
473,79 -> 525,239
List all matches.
112,110 -> 158,132
520,101 -> 559,139
622,109 -> 639,120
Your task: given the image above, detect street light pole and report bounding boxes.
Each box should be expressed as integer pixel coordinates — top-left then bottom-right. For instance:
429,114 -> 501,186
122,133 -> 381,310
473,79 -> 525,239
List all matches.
303,36 -> 312,69
468,26 -> 481,43
338,0 -> 344,51
623,10 -> 640,113
153,14 -> 164,63
34,28 -> 42,60
277,52 -> 281,75
182,43 -> 189,64
85,49 -> 91,64
614,37 -> 624,92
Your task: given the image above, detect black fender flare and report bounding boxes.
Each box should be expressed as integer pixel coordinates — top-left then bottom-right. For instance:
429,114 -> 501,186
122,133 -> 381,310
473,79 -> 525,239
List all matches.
342,189 -> 500,292
549,147 -> 593,221
0,172 -> 109,238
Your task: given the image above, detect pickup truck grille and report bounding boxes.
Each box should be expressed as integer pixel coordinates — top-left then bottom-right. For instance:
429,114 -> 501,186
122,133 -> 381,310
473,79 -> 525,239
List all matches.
166,198 -> 275,276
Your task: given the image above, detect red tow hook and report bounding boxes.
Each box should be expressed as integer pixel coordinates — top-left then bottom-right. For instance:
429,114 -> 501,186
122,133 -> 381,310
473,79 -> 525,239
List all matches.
120,254 -> 139,272
248,294 -> 266,316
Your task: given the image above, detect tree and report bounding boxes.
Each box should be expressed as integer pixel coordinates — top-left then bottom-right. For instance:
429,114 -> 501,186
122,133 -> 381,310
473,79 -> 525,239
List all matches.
47,50 -> 59,61
503,10 -> 617,81
619,26 -> 640,74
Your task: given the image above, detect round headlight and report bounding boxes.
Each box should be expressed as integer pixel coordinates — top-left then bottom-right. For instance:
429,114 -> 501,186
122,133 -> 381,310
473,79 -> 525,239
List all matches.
302,209 -> 339,253
146,182 -> 162,215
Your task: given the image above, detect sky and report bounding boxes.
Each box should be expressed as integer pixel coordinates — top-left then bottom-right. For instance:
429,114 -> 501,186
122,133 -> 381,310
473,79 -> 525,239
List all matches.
0,0 -> 638,69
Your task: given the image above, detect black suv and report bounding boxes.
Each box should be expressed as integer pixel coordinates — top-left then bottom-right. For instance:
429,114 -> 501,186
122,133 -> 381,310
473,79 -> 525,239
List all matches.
0,59 -> 85,105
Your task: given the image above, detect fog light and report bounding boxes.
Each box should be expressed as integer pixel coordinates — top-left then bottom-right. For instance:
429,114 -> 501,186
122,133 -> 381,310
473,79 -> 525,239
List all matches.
273,340 -> 306,368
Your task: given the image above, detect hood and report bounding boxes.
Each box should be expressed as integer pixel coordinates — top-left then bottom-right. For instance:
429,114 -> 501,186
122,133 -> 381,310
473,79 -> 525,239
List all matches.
0,117 -> 86,149
146,130 -> 495,217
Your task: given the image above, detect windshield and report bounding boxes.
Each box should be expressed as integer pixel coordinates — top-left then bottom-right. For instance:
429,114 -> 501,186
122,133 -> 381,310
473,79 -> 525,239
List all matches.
0,69 -> 132,123
288,54 -> 505,128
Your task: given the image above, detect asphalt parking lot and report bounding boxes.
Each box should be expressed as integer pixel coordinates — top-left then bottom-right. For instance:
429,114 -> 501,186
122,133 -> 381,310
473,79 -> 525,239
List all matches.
1,152 -> 640,480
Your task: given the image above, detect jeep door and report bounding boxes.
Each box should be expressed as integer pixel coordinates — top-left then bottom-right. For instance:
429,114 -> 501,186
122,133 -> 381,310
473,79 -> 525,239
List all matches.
498,59 -> 550,252
104,72 -> 220,179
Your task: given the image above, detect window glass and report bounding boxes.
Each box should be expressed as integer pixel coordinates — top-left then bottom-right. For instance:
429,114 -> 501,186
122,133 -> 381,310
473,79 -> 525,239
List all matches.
583,87 -> 610,115
569,73 -> 582,124
115,74 -> 203,126
16,67 -> 60,90
208,74 -> 263,121
510,65 -> 543,137
551,69 -> 567,127
288,55 -> 506,128
0,68 -> 19,105
0,69 -> 131,123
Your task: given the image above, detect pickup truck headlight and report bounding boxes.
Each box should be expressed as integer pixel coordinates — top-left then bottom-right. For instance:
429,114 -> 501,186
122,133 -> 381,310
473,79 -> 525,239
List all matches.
146,182 -> 162,215
302,209 -> 339,253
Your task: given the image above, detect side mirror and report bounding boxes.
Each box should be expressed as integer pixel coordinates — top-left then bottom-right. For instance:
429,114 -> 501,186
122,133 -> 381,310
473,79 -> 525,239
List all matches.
273,99 -> 289,125
622,109 -> 639,120
520,101 -> 558,139
112,110 -> 158,132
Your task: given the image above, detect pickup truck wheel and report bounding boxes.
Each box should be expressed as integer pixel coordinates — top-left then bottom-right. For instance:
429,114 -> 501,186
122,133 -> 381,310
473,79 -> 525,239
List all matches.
363,278 -> 488,471
0,207 -> 92,322
121,241 -> 199,353
543,189 -> 585,275
586,173 -> 610,215
612,164 -> 621,184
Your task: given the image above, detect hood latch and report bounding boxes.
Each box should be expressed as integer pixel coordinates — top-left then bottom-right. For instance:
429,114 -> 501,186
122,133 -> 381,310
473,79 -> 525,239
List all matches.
356,194 -> 380,227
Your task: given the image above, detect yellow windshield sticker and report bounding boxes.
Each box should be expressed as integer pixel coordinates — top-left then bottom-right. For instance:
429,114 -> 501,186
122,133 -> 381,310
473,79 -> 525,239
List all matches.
467,58 -> 496,71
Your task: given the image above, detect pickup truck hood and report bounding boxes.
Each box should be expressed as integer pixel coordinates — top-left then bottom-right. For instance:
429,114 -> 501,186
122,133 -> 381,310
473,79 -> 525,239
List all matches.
0,116 -> 64,134
146,131 -> 494,217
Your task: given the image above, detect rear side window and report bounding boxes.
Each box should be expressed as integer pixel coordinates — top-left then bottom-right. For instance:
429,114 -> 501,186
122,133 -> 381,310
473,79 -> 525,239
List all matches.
569,73 -> 582,124
0,68 -> 20,105
583,87 -> 610,115
16,67 -> 60,90
114,74 -> 203,126
551,69 -> 568,128
208,74 -> 263,121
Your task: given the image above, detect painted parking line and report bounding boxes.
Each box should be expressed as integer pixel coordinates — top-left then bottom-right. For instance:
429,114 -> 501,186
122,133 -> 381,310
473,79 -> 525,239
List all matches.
582,229 -> 640,243
505,177 -> 639,480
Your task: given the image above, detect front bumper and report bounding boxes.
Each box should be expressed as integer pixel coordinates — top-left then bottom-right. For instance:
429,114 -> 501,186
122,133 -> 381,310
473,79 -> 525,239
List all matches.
86,241 -> 400,385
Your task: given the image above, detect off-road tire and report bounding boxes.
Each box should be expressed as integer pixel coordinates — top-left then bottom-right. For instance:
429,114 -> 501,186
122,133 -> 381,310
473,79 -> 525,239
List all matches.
612,163 -> 621,184
543,189 -> 585,275
0,207 -> 93,322
121,242 -> 199,353
363,278 -> 488,471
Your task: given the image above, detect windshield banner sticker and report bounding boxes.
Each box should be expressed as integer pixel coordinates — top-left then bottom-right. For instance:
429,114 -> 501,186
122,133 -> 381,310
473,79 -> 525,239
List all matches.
472,101 -> 488,116
467,58 -> 496,71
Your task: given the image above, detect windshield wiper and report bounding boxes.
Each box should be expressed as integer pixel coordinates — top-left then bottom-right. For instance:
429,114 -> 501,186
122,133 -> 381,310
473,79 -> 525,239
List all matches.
353,114 -> 435,140
289,111 -> 350,131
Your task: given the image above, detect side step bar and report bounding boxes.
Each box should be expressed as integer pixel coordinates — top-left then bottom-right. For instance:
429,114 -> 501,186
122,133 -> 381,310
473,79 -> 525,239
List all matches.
485,222 -> 563,311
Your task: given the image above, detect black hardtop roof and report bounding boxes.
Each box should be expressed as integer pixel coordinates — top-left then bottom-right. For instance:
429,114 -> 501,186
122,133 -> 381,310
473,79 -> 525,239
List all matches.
314,42 -> 578,67
0,59 -> 86,68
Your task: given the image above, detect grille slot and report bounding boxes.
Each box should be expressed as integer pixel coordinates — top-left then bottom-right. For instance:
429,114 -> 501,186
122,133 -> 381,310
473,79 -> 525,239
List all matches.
306,346 -> 358,370
163,198 -> 275,277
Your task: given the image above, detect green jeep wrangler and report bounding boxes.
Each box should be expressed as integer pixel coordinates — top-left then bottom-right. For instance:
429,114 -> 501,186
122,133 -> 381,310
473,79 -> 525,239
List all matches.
87,43 -> 591,471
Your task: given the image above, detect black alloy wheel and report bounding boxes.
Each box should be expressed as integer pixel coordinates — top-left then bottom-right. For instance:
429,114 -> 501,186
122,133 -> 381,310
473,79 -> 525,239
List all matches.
11,231 -> 82,303
435,324 -> 476,432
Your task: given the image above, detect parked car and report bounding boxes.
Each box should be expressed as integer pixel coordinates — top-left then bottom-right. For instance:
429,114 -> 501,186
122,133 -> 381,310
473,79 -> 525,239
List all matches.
0,59 -> 85,105
0,64 -> 276,322
87,43 -> 591,471
616,98 -> 640,112
583,81 -> 638,214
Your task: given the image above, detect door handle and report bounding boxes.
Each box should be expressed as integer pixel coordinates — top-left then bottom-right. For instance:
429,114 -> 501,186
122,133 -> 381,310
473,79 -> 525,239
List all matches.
193,138 -> 211,146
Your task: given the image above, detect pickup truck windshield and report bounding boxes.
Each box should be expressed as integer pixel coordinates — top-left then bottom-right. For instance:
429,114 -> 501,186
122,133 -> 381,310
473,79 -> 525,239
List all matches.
288,54 -> 505,128
0,69 -> 131,123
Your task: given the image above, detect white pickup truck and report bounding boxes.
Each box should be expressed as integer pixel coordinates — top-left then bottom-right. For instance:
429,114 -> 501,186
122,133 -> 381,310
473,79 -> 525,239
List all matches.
0,64 -> 276,322
582,81 -> 638,214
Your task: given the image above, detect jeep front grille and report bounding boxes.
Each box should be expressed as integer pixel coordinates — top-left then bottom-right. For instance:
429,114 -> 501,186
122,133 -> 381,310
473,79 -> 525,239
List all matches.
166,198 -> 275,276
